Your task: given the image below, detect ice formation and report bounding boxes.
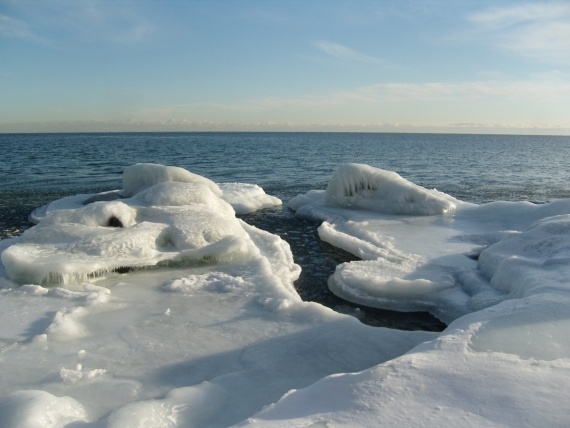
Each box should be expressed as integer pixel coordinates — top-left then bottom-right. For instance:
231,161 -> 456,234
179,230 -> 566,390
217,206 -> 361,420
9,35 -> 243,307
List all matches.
1,162 -> 569,427
322,163 -> 458,215
121,162 -> 222,198
1,163 -> 281,286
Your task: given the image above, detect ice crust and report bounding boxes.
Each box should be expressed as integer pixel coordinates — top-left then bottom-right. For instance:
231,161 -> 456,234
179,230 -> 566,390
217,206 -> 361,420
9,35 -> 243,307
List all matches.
1,162 -> 570,427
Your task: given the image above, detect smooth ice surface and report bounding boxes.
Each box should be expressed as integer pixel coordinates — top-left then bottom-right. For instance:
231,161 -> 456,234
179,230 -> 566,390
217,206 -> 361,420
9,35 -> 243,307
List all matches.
248,163 -> 570,427
0,163 -> 434,427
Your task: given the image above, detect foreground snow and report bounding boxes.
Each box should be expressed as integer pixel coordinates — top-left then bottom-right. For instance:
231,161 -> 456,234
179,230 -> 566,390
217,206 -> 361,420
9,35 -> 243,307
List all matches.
1,162 -> 569,427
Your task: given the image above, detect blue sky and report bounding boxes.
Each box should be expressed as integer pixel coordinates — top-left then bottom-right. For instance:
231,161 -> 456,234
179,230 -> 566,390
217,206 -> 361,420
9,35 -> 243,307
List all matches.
1,0 -> 570,134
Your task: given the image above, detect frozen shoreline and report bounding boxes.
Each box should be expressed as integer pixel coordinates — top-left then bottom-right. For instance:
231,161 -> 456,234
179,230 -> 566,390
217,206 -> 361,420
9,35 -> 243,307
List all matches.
1,163 -> 569,427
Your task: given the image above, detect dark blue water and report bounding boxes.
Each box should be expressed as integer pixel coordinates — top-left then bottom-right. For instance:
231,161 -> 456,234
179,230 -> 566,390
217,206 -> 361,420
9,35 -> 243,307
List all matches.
2,132 -> 570,330
3,132 -> 570,200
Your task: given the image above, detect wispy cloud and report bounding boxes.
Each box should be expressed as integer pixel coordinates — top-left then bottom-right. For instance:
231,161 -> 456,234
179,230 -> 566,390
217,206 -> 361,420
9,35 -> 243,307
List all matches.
0,0 -> 154,45
59,0 -> 154,44
313,40 -> 398,67
250,78 -> 570,107
0,13 -> 38,40
468,3 -> 569,28
467,2 -> 570,64
168,77 -> 570,128
358,79 -> 570,102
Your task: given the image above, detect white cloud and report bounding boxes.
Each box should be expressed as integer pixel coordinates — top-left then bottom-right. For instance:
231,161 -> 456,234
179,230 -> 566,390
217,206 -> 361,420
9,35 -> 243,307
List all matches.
467,2 -> 570,64
313,40 -> 396,66
468,3 -> 569,28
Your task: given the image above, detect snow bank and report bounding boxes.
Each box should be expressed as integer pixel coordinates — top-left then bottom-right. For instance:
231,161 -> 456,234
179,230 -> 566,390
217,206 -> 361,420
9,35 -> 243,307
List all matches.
242,307 -> 570,427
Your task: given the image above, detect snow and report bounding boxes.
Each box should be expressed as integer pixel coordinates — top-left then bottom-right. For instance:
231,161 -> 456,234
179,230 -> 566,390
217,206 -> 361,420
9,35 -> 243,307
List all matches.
1,162 -> 569,427
0,390 -> 88,427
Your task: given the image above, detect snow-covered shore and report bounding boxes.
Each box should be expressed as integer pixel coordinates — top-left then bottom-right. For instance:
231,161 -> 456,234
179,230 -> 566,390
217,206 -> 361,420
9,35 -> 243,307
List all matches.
1,163 -> 569,427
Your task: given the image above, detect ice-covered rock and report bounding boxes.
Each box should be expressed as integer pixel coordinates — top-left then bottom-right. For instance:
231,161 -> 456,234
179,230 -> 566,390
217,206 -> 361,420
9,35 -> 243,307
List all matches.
323,163 -> 458,215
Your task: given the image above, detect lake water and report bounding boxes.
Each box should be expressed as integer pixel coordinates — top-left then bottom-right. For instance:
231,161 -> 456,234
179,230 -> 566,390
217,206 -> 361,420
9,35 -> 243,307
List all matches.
2,132 -> 570,330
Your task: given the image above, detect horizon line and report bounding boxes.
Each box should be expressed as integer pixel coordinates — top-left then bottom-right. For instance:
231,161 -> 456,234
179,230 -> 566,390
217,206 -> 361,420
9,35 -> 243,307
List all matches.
2,129 -> 570,137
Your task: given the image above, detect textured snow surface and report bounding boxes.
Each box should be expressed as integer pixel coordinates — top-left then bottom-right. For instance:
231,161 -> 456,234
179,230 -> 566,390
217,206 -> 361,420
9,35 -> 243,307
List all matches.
2,162 -> 569,427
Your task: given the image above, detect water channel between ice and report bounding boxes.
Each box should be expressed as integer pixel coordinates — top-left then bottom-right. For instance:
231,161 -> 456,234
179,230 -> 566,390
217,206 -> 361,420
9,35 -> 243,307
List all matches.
241,206 -> 446,331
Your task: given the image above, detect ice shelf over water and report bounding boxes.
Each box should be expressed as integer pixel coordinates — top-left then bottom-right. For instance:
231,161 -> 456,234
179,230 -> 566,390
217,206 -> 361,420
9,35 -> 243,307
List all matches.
1,162 -> 570,427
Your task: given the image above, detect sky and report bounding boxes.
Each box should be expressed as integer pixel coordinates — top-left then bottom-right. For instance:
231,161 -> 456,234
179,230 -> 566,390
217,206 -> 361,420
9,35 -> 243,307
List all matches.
1,0 -> 570,134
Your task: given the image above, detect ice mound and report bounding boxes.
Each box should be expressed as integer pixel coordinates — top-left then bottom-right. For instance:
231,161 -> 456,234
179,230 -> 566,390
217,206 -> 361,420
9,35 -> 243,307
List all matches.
1,164 -> 281,286
122,162 -> 222,198
0,193 -> 433,427
323,163 -> 458,215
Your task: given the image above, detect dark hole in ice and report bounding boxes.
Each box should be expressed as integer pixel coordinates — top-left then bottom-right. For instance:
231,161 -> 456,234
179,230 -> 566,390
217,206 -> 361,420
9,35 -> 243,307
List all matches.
107,216 -> 124,228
